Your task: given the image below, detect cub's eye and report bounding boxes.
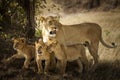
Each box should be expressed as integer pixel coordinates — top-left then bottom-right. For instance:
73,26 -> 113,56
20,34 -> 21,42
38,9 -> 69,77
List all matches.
39,46 -> 42,48
49,21 -> 52,25
38,46 -> 42,50
54,27 -> 56,29
49,38 -> 52,40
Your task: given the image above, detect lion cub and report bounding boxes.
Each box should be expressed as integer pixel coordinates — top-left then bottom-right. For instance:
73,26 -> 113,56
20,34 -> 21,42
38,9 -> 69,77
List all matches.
6,37 -> 35,69
47,37 -> 89,76
35,39 -> 50,74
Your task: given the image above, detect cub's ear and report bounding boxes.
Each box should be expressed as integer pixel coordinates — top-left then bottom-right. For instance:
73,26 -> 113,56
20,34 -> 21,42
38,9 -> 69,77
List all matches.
11,37 -> 16,41
35,41 -> 38,45
20,38 -> 26,43
38,38 -> 43,42
40,16 -> 45,22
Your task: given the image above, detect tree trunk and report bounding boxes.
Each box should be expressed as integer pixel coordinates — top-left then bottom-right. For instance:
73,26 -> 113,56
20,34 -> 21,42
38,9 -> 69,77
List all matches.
93,0 -> 100,7
25,0 -> 35,39
87,0 -> 100,9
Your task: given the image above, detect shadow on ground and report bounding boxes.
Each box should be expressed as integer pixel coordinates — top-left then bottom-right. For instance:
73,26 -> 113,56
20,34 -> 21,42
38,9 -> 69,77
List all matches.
0,54 -> 120,80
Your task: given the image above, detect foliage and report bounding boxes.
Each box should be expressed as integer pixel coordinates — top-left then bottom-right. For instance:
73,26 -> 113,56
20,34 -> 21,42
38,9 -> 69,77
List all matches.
35,28 -> 42,37
0,0 -> 27,38
104,30 -> 110,36
35,0 -> 47,15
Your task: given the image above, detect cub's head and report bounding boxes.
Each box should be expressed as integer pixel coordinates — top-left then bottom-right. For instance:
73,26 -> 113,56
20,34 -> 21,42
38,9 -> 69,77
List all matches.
12,37 -> 26,50
47,37 -> 62,53
35,38 -> 47,55
47,37 -> 58,46
40,16 -> 60,37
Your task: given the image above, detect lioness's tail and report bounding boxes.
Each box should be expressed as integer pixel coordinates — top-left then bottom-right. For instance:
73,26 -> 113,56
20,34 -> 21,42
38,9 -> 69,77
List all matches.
100,37 -> 117,48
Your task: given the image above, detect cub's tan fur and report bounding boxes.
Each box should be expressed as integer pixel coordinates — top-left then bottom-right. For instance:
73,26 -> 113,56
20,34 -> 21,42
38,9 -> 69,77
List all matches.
6,37 -> 35,69
40,16 -> 116,68
47,37 -> 89,75
35,39 -> 51,74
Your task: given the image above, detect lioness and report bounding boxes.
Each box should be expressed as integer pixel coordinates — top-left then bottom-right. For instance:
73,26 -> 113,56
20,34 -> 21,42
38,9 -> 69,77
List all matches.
35,38 -> 50,74
6,37 -> 35,69
47,37 -> 89,76
40,16 -> 117,68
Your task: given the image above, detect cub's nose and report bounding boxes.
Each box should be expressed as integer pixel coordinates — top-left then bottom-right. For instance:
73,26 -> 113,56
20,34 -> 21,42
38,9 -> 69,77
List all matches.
38,50 -> 42,54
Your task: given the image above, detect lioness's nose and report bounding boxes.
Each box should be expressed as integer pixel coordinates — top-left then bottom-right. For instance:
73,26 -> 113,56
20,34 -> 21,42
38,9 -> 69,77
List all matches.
49,30 -> 56,34
50,31 -> 53,34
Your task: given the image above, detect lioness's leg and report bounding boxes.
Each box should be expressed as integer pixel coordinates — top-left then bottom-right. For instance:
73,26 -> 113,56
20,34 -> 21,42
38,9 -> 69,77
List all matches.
6,54 -> 23,61
36,59 -> 43,74
60,60 -> 67,76
80,51 -> 89,71
88,41 -> 99,69
44,59 -> 50,74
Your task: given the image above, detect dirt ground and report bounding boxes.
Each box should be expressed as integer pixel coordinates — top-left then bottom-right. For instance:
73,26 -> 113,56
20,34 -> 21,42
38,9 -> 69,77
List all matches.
0,11 -> 120,80
0,54 -> 120,80
1,52 -> 120,80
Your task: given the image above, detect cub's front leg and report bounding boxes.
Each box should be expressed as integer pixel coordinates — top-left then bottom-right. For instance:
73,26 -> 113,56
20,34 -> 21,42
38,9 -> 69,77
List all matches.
6,53 -> 23,62
44,59 -> 50,74
36,58 -> 43,74
22,57 -> 31,69
49,53 -> 56,69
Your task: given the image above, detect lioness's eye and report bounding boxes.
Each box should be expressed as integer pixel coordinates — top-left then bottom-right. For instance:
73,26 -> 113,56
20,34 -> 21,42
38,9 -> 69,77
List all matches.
54,27 -> 57,29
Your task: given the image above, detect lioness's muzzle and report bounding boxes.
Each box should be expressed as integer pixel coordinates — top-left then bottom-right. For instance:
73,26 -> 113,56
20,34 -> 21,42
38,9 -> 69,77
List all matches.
49,30 -> 56,35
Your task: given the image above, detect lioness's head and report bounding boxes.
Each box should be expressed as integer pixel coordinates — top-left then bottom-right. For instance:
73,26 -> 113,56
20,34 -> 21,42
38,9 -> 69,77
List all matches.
40,16 -> 60,37
12,37 -> 26,50
35,38 -> 47,55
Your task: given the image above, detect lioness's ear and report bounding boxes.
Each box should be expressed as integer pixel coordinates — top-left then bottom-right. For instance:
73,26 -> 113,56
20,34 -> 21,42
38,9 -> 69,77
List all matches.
54,16 -> 60,21
40,16 -> 45,22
